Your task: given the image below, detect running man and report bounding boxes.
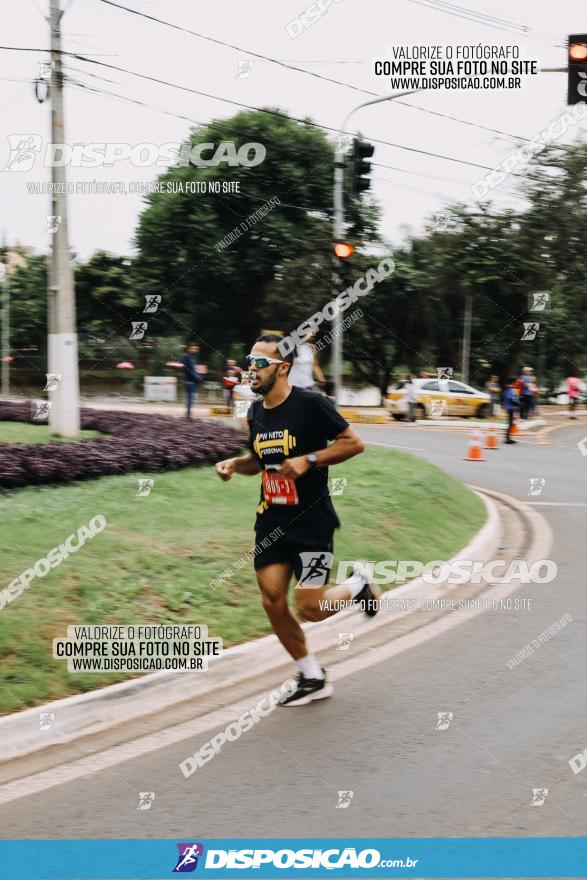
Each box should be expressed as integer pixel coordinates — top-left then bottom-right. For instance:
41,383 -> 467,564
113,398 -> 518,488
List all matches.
215,334 -> 380,706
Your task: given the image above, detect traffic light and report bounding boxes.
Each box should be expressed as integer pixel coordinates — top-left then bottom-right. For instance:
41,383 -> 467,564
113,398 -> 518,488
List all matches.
568,34 -> 587,104
333,242 -> 354,259
350,136 -> 374,196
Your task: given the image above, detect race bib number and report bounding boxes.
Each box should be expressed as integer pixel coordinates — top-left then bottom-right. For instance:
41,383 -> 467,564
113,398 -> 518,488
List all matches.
262,469 -> 299,505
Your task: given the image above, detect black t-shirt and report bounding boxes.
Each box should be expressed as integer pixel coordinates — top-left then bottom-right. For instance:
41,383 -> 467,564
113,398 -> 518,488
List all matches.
248,387 -> 349,538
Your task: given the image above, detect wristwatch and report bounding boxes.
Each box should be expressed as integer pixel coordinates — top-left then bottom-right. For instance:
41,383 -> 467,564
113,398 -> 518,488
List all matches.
306,452 -> 319,468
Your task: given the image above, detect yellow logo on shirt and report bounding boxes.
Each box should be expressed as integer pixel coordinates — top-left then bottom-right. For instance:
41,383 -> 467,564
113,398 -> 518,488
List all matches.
252,429 -> 297,458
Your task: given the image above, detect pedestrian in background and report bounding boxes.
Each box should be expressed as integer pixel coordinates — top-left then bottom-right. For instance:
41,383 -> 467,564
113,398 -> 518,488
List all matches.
503,377 -> 519,444
405,374 -> 418,422
181,342 -> 201,419
223,359 -> 241,408
289,332 -> 325,391
518,367 -> 534,419
528,371 -> 539,417
485,374 -> 501,418
567,372 -> 581,419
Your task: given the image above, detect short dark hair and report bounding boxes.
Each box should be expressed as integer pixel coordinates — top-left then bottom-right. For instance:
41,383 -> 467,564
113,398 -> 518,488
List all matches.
255,333 -> 294,368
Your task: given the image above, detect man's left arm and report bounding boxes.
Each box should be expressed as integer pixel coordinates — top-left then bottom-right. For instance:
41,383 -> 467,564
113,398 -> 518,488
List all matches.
278,426 -> 364,479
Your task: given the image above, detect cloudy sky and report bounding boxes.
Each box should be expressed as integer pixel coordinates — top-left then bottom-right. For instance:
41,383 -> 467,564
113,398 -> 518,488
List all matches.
0,0 -> 585,259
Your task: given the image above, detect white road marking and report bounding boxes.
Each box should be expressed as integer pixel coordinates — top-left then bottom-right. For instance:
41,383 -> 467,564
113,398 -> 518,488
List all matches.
526,502 -> 587,507
366,440 -> 428,451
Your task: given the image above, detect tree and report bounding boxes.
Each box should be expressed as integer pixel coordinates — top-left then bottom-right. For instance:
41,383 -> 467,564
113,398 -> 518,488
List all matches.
133,109 -> 378,368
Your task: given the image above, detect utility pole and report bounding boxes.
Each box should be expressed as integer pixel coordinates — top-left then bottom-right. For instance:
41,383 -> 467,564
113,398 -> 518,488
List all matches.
331,89 -> 420,405
461,289 -> 472,384
0,253 -> 8,398
332,148 -> 345,403
48,0 -> 80,435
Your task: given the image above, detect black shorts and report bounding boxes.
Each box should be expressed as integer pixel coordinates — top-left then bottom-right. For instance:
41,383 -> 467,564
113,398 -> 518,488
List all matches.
253,527 -> 335,585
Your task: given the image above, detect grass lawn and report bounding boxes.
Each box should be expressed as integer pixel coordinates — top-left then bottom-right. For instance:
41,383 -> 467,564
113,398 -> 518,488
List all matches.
0,421 -> 102,444
0,446 -> 485,714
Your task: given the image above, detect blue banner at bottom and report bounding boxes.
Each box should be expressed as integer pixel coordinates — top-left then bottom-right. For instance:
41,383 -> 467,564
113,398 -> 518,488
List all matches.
1,838 -> 587,879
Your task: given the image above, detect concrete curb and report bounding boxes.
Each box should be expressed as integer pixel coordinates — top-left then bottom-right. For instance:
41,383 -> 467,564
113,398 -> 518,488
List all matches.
0,489 -> 505,762
411,418 -> 545,431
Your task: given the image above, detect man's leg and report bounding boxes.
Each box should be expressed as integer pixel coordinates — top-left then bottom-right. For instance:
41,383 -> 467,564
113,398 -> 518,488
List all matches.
186,382 -> 194,418
256,560 -> 334,705
256,562 -> 307,660
506,410 -> 514,442
295,550 -> 380,623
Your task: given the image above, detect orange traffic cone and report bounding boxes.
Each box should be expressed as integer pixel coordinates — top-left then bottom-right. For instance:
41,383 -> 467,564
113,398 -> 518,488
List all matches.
465,428 -> 485,461
510,413 -> 520,436
485,425 -> 499,449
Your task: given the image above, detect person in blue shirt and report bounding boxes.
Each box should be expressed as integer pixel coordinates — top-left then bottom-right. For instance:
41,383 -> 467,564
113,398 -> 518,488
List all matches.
503,377 -> 519,444
519,366 -> 534,419
181,342 -> 201,419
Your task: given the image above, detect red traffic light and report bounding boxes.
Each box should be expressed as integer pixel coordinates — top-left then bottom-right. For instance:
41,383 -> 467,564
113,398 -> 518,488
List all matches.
568,34 -> 587,104
570,43 -> 587,60
334,242 -> 354,259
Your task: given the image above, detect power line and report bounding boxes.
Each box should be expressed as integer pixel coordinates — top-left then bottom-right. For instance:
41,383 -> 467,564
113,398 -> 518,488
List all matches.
95,0 -> 375,99
65,52 -> 508,173
64,73 -> 530,205
408,0 -> 564,45
0,41 -> 538,147
63,69 -> 500,199
64,63 -> 517,182
92,0 -> 538,143
0,46 -> 566,177
25,0 -> 47,20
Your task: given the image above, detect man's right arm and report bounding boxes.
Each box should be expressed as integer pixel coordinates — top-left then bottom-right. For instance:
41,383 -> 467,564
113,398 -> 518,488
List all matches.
234,453 -> 261,475
215,452 -> 261,481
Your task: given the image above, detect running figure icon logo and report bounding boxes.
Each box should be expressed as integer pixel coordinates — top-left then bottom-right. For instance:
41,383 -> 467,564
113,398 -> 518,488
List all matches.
436,711 -> 454,730
39,712 -> 54,730
45,215 -> 62,234
236,60 -> 254,78
336,790 -> 354,808
329,477 -> 347,496
130,321 -> 148,340
334,134 -> 353,154
528,478 -> 545,497
429,400 -> 447,417
44,373 -> 62,391
143,295 -> 161,313
3,134 -> 42,171
529,292 -> 550,312
234,400 -> 253,417
137,792 -> 155,810
530,788 -> 548,806
522,322 -> 539,341
32,400 -> 50,421
173,843 -> 204,873
299,551 -> 334,586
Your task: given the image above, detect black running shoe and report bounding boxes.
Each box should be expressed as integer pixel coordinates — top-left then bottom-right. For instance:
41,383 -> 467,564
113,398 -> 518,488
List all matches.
351,561 -> 381,617
279,670 -> 333,707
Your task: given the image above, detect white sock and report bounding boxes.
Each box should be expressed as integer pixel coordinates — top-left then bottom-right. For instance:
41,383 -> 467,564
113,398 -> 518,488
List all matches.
341,563 -> 369,599
296,653 -> 324,680
344,574 -> 365,599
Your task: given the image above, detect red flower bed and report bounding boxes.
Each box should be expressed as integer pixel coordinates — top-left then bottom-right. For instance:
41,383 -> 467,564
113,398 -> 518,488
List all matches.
0,402 -> 246,488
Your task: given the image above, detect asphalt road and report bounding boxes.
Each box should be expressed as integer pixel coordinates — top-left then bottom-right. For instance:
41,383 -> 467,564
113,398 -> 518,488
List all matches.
1,420 -> 587,841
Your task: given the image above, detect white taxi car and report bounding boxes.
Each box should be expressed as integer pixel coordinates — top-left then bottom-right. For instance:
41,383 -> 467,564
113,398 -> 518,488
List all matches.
386,377 -> 492,420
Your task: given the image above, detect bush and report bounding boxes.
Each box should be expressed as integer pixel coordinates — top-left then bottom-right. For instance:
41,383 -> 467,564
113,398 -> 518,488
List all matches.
0,403 -> 245,488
